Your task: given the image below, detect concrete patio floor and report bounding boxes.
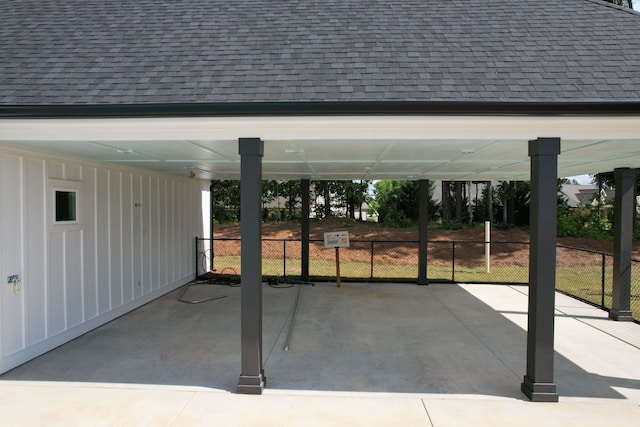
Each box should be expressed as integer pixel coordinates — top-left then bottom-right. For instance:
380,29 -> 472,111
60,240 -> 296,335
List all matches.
1,282 -> 639,426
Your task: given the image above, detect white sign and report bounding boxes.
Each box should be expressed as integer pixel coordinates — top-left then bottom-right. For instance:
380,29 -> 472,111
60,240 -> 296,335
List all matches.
324,231 -> 350,248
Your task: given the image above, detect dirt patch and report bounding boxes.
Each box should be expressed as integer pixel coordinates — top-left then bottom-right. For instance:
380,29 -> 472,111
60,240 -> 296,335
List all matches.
212,218 -> 640,267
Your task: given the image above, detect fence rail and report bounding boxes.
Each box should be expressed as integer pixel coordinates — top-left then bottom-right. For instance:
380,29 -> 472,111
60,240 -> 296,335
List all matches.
196,237 -> 640,322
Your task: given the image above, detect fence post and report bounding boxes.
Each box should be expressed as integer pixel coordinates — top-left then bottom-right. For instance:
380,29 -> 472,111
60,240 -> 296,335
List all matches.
485,221 -> 491,273
195,237 -> 199,280
601,253 -> 606,308
370,241 -> 374,281
283,240 -> 287,282
451,241 -> 456,283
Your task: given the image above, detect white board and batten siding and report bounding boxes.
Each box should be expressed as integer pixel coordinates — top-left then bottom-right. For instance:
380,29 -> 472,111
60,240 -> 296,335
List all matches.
0,144 -> 203,373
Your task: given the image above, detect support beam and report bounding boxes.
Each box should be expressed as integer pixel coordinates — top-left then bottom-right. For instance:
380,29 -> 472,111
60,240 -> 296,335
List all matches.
301,179 -> 310,282
522,137 -> 560,402
417,179 -> 429,285
237,138 -> 265,394
610,168 -> 635,321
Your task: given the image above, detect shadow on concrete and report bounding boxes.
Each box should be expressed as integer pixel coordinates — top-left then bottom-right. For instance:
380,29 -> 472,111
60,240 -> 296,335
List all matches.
1,283 -> 638,401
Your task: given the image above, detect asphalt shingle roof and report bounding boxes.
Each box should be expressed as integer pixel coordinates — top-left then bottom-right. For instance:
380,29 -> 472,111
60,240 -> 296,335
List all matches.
1,0 -> 639,106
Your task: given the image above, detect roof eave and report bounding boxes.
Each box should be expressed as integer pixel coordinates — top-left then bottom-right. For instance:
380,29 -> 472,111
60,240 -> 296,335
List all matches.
2,101 -> 640,119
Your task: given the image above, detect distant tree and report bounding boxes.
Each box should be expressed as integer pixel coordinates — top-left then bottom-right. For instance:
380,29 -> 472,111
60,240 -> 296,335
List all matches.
323,181 -> 332,217
441,181 -> 452,220
373,180 -> 439,227
603,0 -> 633,8
592,169 -> 639,232
474,182 -> 499,224
262,180 -> 278,206
339,180 -> 369,219
499,181 -> 530,226
212,179 -> 302,223
593,172 -> 615,189
210,180 -> 241,222
282,180 -> 301,220
311,180 -> 370,219
454,181 -> 465,223
592,170 -> 640,191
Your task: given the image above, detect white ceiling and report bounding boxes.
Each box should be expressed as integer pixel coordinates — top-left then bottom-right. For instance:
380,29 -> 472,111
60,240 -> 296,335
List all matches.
1,115 -> 640,181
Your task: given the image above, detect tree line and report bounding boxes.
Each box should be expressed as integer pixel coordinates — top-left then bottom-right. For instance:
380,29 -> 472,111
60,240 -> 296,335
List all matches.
371,180 -> 531,229
209,180 -> 371,223
210,170 -> 638,240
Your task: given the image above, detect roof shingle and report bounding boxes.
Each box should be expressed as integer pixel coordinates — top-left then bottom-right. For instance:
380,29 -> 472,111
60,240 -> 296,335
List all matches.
1,0 -> 639,106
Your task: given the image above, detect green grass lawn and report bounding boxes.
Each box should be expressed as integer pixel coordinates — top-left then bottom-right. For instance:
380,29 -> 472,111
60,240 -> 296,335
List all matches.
210,256 -> 639,321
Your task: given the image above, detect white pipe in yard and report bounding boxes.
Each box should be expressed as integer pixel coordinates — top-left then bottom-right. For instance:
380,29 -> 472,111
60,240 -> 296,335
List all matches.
485,221 -> 491,273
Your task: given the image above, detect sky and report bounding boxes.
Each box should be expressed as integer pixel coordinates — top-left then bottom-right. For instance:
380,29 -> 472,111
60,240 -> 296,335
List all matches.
568,174 -> 593,185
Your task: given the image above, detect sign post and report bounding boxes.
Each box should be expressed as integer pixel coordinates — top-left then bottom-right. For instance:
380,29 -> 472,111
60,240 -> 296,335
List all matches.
324,231 -> 350,287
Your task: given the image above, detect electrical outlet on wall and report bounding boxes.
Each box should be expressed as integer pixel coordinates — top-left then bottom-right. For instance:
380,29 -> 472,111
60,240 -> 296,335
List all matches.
8,275 -> 21,294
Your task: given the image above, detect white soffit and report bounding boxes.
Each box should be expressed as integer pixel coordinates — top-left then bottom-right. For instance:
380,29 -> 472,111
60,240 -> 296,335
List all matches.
1,115 -> 639,181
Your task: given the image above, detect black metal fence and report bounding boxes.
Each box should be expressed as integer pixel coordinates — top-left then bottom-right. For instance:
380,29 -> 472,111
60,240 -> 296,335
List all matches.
555,245 -> 640,323
195,237 -> 640,321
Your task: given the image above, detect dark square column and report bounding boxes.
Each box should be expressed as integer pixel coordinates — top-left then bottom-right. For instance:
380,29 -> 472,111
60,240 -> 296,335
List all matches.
417,179 -> 429,285
237,138 -> 266,394
301,179 -> 310,282
521,137 -> 560,402
610,168 -> 635,321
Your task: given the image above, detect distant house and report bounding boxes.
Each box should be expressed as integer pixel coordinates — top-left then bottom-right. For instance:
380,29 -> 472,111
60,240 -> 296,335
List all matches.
560,184 -> 615,208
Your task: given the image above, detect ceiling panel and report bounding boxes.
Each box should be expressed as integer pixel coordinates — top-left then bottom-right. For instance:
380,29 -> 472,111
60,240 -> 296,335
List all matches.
373,161 -> 446,175
4,140 -> 158,162
561,139 -> 640,159
3,115 -> 640,181
460,140 -> 529,162
263,161 -> 313,175
382,139 -> 489,161
285,139 -> 390,162
114,140 -> 234,162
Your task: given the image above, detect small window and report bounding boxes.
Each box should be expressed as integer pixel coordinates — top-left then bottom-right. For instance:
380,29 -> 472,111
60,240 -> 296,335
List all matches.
55,190 -> 77,222
49,179 -> 82,229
